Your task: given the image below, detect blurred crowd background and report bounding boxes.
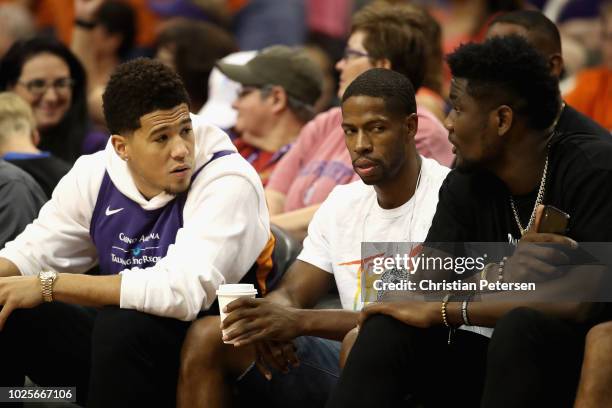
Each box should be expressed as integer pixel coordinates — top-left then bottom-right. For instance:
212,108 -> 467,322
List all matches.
0,0 -> 608,174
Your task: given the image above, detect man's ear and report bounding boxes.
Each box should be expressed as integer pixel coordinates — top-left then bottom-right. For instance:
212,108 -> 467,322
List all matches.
548,54 -> 564,79
111,134 -> 130,161
269,86 -> 288,114
403,112 -> 418,140
495,105 -> 514,137
31,129 -> 40,147
374,58 -> 392,70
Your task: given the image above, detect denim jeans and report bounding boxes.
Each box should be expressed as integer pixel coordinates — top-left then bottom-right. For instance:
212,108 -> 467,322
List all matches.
236,336 -> 341,408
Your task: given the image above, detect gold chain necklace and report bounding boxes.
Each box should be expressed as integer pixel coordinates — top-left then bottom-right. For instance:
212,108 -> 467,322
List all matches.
509,148 -> 549,236
508,102 -> 564,237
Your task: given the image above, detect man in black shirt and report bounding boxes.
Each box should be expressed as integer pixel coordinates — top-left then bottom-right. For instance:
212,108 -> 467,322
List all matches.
326,36 -> 612,408
0,92 -> 70,198
481,11 -> 612,407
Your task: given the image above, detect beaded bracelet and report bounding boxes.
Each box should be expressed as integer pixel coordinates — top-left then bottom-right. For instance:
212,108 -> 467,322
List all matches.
441,293 -> 454,344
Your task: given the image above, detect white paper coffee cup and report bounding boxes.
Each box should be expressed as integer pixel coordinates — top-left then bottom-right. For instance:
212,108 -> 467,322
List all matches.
216,284 -> 258,343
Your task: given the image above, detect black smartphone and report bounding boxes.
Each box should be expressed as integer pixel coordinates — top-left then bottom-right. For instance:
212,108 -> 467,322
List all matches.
538,205 -> 570,234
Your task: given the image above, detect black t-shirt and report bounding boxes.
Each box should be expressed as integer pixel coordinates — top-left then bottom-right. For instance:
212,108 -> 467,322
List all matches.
6,155 -> 71,199
426,105 -> 612,244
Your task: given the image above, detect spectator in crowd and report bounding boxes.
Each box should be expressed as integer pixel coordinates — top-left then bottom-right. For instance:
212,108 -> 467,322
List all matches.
327,35 -> 612,407
0,35 -> 88,164
232,0 -> 307,50
0,159 -> 45,248
486,10 -> 610,146
265,2 -> 452,239
197,50 -> 256,129
156,18 -> 238,114
302,44 -> 337,113
71,0 -> 136,134
0,92 -> 70,198
0,3 -> 35,58
19,0 -> 158,49
176,68 -> 449,408
477,10 -> 612,406
487,9 -> 565,78
432,0 -> 525,55
412,3 -> 447,122
0,58 -> 275,407
217,45 -> 323,185
534,0 -> 603,59
564,1 -> 612,131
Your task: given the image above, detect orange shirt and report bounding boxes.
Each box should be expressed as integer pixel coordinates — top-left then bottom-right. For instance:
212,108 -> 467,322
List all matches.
33,0 -> 160,47
564,67 -> 612,131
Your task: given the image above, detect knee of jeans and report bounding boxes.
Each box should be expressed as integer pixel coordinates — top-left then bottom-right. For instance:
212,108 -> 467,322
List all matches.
181,316 -> 224,369
340,327 -> 358,369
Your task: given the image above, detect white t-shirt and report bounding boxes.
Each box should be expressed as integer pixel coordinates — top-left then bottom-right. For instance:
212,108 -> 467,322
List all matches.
298,156 -> 450,311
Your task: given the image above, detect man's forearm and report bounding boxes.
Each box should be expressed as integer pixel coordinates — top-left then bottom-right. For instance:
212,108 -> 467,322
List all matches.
53,273 -> 121,307
265,189 -> 286,216
262,288 -> 358,340
296,309 -> 359,341
446,301 -> 591,327
0,258 -> 20,277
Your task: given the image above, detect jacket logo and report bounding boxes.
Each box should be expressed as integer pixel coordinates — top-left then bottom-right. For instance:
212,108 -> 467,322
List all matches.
105,206 -> 124,216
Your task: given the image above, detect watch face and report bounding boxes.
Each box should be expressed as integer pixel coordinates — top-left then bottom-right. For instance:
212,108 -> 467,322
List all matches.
41,271 -> 56,281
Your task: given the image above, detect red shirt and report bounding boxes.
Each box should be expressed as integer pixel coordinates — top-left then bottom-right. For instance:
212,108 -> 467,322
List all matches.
233,137 -> 291,186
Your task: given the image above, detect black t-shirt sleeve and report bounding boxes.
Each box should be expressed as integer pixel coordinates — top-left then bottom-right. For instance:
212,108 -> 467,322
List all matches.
425,171 -> 475,243
558,151 -> 612,242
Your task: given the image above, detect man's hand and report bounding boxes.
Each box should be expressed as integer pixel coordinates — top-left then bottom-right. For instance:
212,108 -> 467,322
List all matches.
253,340 -> 300,380
358,301 -> 440,329
0,276 -> 42,330
221,298 -> 302,346
505,205 -> 578,283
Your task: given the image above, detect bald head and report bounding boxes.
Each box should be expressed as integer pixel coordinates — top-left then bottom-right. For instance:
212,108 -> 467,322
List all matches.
487,10 -> 564,78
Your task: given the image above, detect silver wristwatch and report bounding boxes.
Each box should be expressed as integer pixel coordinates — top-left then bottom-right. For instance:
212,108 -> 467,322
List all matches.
39,271 -> 58,302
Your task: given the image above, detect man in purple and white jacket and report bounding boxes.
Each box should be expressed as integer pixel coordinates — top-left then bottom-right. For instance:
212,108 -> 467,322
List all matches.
0,58 -> 275,407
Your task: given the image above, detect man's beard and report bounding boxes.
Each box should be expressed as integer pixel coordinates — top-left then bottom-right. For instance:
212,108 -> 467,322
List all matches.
164,182 -> 191,196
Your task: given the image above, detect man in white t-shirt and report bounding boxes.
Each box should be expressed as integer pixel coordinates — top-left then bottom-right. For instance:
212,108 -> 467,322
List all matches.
177,68 -> 450,407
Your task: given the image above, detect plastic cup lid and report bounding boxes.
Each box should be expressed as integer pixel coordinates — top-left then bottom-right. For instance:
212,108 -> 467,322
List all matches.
216,283 -> 258,295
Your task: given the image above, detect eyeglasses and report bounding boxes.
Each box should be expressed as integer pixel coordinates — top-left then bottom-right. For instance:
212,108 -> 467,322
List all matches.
342,48 -> 370,61
17,77 -> 75,97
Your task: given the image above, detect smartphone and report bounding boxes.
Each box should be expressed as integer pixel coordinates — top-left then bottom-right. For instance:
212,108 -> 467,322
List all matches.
538,205 -> 570,234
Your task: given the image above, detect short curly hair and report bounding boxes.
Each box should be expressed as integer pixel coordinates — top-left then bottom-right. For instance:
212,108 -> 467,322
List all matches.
342,68 -> 416,117
447,35 -> 560,131
103,58 -> 190,135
